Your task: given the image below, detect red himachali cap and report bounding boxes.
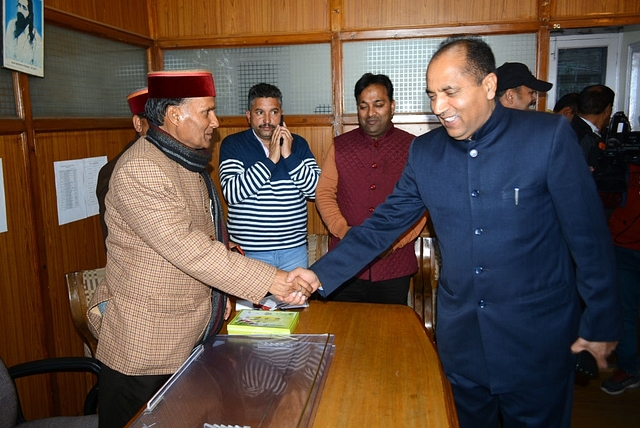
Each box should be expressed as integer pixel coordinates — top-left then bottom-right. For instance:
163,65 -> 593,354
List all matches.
147,70 -> 216,99
126,88 -> 149,116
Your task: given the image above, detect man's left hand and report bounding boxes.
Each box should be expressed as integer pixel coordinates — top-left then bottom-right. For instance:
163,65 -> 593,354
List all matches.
224,297 -> 233,320
571,337 -> 618,369
274,124 -> 293,158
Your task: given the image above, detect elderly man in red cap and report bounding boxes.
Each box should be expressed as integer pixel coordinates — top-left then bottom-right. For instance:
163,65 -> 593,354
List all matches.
96,88 -> 150,245
88,70 -> 321,428
495,62 -> 553,110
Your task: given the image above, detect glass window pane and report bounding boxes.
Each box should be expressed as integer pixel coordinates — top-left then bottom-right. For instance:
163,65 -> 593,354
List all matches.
343,34 -> 537,114
343,38 -> 439,114
0,67 -> 16,117
164,44 -> 332,116
29,24 -> 147,117
556,47 -> 607,100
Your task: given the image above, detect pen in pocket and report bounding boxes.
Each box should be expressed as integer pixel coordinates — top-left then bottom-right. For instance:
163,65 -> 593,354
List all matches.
514,187 -> 519,206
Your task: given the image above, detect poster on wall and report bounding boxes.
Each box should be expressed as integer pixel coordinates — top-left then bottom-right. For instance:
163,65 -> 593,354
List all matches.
2,0 -> 44,77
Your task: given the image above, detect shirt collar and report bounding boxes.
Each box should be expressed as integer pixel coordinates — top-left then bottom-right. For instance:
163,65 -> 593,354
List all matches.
579,116 -> 601,136
467,101 -> 504,142
357,123 -> 396,142
251,129 -> 271,156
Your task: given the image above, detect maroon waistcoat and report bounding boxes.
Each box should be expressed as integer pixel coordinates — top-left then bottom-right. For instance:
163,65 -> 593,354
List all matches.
332,125 -> 418,281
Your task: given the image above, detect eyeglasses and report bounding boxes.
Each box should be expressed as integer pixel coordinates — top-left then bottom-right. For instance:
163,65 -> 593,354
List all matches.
16,1 -> 28,12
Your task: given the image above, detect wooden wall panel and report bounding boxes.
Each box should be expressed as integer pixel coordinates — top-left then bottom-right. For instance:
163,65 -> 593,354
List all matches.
293,126 -> 334,235
45,0 -> 150,36
552,0 -> 640,20
153,0 -> 330,39
46,0 -> 95,19
342,0 -> 538,30
31,129 -> 134,416
0,134 -> 52,420
6,0 -> 637,421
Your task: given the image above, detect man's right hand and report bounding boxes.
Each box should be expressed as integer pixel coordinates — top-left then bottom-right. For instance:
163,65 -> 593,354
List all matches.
268,124 -> 292,164
287,268 -> 321,294
268,269 -> 312,305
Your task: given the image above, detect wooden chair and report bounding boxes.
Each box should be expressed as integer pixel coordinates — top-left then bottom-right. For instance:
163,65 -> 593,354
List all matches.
307,233 -> 440,337
307,233 -> 329,265
408,235 -> 441,339
65,268 -> 105,357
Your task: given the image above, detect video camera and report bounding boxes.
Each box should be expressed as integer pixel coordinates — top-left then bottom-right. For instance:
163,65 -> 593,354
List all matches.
604,111 -> 640,161
593,111 -> 640,194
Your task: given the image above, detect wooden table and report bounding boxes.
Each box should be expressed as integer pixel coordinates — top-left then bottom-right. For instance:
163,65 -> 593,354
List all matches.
128,301 -> 458,427
295,301 -> 458,427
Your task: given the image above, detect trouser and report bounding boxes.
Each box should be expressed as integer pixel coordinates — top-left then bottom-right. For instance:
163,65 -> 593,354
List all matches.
614,245 -> 640,375
448,370 -> 574,428
98,363 -> 170,428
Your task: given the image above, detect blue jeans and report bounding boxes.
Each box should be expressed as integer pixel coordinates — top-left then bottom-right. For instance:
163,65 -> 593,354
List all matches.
243,244 -> 308,270
614,245 -> 640,375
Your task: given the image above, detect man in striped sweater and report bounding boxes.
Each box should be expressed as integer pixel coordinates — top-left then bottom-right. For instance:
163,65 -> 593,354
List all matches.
219,83 -> 320,269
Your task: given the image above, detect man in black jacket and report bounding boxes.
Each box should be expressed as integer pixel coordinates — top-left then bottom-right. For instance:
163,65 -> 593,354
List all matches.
96,88 -> 149,245
570,85 -> 615,171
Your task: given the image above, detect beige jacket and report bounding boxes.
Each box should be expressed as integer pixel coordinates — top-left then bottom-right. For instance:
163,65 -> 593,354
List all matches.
88,138 -> 275,376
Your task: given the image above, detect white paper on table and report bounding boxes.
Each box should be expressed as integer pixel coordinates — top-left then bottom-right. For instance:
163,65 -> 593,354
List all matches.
236,295 -> 309,311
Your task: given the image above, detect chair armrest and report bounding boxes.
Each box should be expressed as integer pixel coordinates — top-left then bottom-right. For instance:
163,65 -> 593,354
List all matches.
8,357 -> 101,416
8,357 -> 101,379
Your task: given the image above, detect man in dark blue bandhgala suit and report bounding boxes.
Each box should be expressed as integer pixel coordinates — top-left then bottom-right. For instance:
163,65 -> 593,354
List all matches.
291,36 -> 621,427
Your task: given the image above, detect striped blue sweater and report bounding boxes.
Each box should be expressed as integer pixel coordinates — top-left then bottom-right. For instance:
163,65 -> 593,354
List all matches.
219,129 -> 320,251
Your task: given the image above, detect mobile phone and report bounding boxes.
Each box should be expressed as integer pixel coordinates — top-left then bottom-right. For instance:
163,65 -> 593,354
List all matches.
279,115 -> 285,146
575,350 -> 598,379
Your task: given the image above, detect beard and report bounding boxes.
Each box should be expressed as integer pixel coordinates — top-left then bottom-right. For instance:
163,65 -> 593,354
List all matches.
14,12 -> 29,39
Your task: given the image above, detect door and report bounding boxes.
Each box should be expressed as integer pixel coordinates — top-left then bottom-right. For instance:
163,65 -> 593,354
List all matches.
547,32 -> 621,112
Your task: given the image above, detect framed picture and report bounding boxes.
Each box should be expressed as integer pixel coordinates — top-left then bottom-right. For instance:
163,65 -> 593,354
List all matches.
3,0 -> 44,77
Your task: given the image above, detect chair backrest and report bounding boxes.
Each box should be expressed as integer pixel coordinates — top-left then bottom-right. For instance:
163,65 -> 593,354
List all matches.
306,233 -> 440,337
307,234 -> 329,266
408,235 -> 441,338
65,268 -> 105,357
0,358 -> 18,427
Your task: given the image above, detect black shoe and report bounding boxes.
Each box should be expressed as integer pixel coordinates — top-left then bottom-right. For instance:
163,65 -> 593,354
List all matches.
600,370 -> 640,395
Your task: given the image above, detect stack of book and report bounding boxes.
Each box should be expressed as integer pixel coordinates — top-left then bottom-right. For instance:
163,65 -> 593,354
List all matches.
227,309 -> 300,335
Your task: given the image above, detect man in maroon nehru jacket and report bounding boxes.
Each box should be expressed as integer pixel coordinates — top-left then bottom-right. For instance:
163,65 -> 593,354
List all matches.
96,88 -> 150,246
315,73 -> 427,304
88,70 -> 320,428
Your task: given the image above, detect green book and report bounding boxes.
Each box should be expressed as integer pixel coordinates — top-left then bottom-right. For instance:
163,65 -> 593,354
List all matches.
227,309 -> 300,335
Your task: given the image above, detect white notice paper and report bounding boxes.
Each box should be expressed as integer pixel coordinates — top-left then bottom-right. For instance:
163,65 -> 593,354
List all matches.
83,156 -> 107,217
0,159 -> 7,233
54,156 -> 107,225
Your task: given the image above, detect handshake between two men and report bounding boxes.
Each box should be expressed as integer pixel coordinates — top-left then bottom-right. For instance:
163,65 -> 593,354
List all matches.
267,267 -> 322,306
